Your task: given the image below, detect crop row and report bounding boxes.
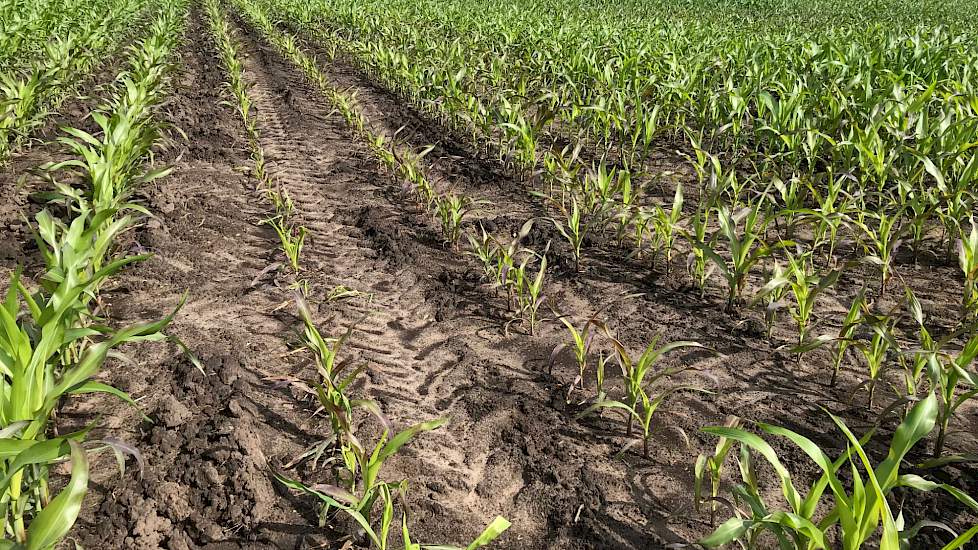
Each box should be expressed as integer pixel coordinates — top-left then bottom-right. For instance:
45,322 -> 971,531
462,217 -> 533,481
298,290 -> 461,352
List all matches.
0,1 -> 188,547
0,0 -> 160,163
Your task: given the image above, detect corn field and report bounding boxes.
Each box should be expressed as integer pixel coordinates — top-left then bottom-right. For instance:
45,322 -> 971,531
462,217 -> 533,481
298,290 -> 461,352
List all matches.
0,0 -> 975,548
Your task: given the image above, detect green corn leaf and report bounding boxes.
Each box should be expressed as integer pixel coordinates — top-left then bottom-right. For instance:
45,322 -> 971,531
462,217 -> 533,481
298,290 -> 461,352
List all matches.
941,524 -> 978,550
702,426 -> 802,513
25,440 -> 88,550
700,517 -> 755,547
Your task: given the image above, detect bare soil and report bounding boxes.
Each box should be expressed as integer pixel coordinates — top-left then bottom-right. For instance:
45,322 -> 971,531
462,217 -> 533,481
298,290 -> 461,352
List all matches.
0,5 -> 974,550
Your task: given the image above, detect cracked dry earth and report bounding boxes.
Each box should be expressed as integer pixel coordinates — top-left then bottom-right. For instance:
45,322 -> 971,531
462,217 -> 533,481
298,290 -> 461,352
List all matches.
0,4 -> 972,550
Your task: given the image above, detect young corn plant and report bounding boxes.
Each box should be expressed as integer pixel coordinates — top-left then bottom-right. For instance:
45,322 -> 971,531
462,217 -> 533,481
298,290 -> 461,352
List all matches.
547,195 -> 587,273
578,334 -> 708,458
434,193 -> 476,249
803,172 -> 851,264
699,393 -> 978,550
552,314 -> 604,402
628,209 -> 655,259
957,219 -> 978,319
487,220 -> 535,309
832,288 -> 867,387
277,417 -> 460,546
758,261 -> 788,337
289,299 -> 511,548
694,416 -> 741,526
0,268 -> 179,548
683,204 -> 715,298
278,472 -> 510,550
499,244 -> 549,336
613,170 -> 640,245
465,224 -> 499,283
753,248 -> 841,345
263,215 -> 307,274
790,286 -> 870,387
651,183 -> 684,276
512,247 -> 549,336
849,207 -> 907,296
700,203 -> 771,312
907,308 -> 978,458
853,307 -> 901,408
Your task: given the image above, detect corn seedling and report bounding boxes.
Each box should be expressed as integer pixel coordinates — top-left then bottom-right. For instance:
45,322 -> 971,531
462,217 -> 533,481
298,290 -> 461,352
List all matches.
852,307 -> 901,408
552,314 -> 602,401
832,288 -> 867,387
957,219 -> 978,319
683,203 -> 715,298
579,334 -> 708,457
277,418 -> 446,543
700,204 -> 771,312
0,268 -> 180,547
506,245 -> 549,336
757,261 -> 788,338
694,416 -> 741,525
910,319 -> 978,458
651,183 -> 684,276
753,248 -> 841,345
849,207 -> 907,296
465,224 -> 499,282
263,215 -> 306,274
547,195 -> 587,273
434,193 -> 476,248
803,172 -> 851,263
699,393 -> 978,550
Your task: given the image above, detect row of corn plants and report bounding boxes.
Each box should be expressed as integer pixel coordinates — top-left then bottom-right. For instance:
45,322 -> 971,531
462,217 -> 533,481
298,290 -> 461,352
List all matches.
244,0 -> 978,546
0,0 -> 160,164
206,2 -> 510,546
0,0 -> 126,71
0,2 -> 188,547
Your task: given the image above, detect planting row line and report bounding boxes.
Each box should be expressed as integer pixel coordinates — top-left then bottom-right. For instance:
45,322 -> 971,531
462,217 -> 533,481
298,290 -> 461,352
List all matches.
0,1 -> 188,547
